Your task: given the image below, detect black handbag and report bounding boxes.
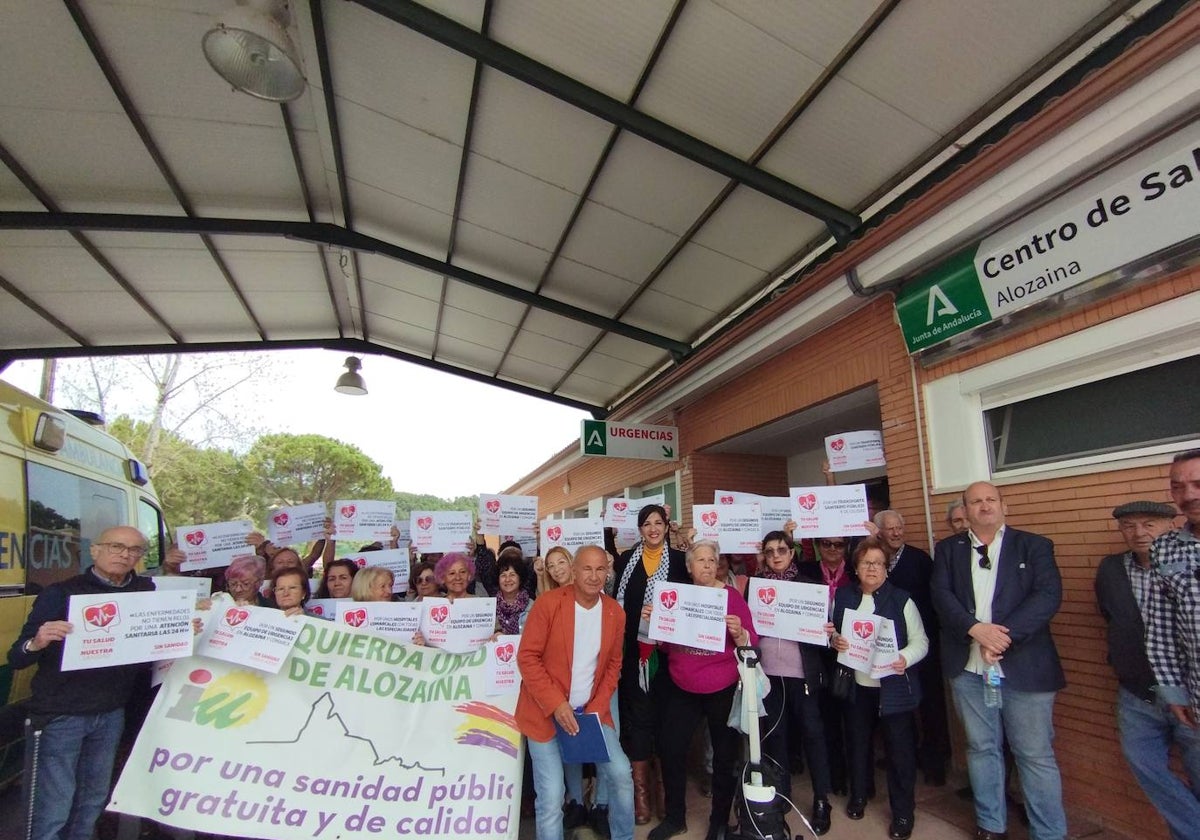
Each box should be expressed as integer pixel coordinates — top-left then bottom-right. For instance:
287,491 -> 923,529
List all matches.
830,664 -> 856,701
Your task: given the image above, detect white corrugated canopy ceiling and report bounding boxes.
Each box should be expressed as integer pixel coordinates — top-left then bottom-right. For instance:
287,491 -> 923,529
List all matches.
0,0 -> 1177,414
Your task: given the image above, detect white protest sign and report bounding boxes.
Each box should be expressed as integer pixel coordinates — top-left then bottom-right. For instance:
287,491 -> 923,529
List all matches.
540,517 -> 605,552
789,485 -> 871,537
267,503 -> 328,545
485,635 -> 522,696
337,600 -> 423,640
195,605 -> 302,674
152,575 -> 212,600
410,510 -> 473,554
603,498 -> 636,542
420,597 -> 497,654
500,527 -> 538,558
747,579 -> 830,646
837,607 -> 879,674
304,598 -> 339,620
693,504 -> 761,554
344,548 -> 410,593
334,499 -> 396,542
869,618 -> 899,680
176,519 -> 255,572
108,620 -> 522,840
825,430 -> 886,472
715,491 -> 793,536
648,581 -> 729,654
62,590 -> 194,671
478,495 -> 538,534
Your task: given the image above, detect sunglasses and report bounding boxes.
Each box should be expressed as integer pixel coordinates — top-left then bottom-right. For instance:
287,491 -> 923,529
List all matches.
975,544 -> 991,570
818,540 -> 846,549
416,575 -> 435,584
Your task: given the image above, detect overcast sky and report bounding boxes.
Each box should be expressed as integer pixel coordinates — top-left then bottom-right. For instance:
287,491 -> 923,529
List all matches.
2,349 -> 586,498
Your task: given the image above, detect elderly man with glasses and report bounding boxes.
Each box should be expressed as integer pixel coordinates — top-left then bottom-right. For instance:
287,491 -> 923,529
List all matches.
931,482 -> 1067,840
9,524 -> 157,840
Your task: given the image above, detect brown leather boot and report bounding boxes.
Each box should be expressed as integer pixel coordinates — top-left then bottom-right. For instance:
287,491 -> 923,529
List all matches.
631,760 -> 651,825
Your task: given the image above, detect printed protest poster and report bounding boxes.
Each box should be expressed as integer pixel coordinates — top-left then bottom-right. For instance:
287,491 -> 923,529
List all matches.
334,500 -> 396,542
411,511 -> 474,554
869,618 -> 899,680
195,605 -> 302,674
825,430 -> 886,471
420,597 -> 498,654
108,617 -> 522,840
478,495 -> 538,535
305,599 -> 339,619
152,575 -> 212,600
485,635 -> 522,696
337,601 -> 423,641
540,518 -> 605,553
344,548 -> 410,593
647,581 -> 729,654
268,503 -> 328,545
177,520 -> 255,572
603,498 -> 636,543
788,485 -> 871,537
500,527 -> 538,558
693,504 -> 761,554
714,491 -> 792,536
62,590 -> 194,671
837,607 -> 878,674
747,579 -> 829,646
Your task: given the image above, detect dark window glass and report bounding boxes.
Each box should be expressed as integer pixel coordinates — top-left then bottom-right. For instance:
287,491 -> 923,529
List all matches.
26,463 -> 125,593
138,497 -> 166,569
985,355 -> 1200,471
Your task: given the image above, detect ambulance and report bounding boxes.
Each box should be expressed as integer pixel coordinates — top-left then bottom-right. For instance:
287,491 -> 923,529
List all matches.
0,379 -> 166,785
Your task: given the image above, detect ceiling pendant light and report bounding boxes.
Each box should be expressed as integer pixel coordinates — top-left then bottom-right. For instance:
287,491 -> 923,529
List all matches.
334,356 -> 368,396
202,0 -> 305,102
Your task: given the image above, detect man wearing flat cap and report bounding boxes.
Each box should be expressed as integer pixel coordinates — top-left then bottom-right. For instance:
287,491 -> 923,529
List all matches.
1095,498 -> 1199,840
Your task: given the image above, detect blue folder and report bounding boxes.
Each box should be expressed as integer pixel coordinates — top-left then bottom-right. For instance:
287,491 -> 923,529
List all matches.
553,711 -> 610,763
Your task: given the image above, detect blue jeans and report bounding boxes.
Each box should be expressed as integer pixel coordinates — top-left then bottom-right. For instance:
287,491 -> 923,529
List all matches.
528,721 -> 633,840
1117,687 -> 1200,840
951,672 -> 1066,840
26,710 -> 126,840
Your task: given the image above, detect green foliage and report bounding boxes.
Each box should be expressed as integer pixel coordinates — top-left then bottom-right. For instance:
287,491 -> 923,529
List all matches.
394,491 -> 477,518
246,433 -> 394,522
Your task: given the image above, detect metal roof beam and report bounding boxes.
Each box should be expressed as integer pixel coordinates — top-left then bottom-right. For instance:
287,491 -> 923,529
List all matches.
0,211 -> 692,358
349,0 -> 861,240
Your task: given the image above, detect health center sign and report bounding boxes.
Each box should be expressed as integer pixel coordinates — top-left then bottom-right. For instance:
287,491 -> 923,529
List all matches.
896,127 -> 1200,353
581,420 -> 678,461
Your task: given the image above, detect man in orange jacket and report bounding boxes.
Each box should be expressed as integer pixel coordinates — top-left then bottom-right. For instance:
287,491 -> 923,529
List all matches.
516,544 -> 633,840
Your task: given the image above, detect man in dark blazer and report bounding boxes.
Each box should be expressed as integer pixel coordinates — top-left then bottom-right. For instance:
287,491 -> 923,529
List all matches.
931,481 -> 1067,840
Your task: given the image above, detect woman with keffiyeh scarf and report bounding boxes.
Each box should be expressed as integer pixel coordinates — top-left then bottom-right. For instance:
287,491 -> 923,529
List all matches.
613,504 -> 689,825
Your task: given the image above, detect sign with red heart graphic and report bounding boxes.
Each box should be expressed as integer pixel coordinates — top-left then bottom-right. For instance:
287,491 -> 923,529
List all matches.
719,495 -> 734,504
701,510 -> 719,527
225,608 -> 249,627
310,605 -> 324,616
659,589 -> 677,610
272,512 -> 289,526
495,643 -> 515,663
830,438 -> 845,451
340,505 -> 357,519
354,557 -> 367,567
758,587 -> 776,606
417,516 -> 433,530
485,499 -> 501,514
852,619 -> 875,639
430,605 -> 449,624
613,501 -> 627,512
344,609 -> 367,628
84,602 -> 118,628
547,525 -> 562,542
797,493 -> 817,511
184,530 -> 205,546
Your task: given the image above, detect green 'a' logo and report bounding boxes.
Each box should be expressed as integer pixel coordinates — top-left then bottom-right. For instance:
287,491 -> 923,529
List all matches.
582,420 -> 606,456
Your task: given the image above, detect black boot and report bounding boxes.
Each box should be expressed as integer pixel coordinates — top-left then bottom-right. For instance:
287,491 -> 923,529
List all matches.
811,797 -> 832,835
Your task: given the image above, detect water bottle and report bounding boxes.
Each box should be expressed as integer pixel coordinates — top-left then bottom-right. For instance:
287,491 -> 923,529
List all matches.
983,663 -> 1003,708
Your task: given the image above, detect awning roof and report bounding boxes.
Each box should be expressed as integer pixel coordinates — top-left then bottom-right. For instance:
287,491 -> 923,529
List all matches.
0,0 -> 1169,415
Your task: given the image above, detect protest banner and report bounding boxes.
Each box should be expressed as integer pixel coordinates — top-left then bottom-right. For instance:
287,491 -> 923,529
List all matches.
268,503 -> 328,545
485,635 -> 522,696
693,504 -> 761,553
177,520 -> 255,572
152,575 -> 212,600
334,500 -> 396,542
647,581 -> 728,654
63,590 -> 194,671
540,518 -> 605,553
108,618 -> 522,840
500,527 -> 538,558
195,605 -> 303,674
837,607 -> 879,674
788,485 -> 871,537
343,548 -> 410,592
825,430 -> 886,471
337,601 -> 423,641
478,495 -> 538,535
746,579 -> 830,646
420,597 -> 497,654
305,599 -> 339,619
410,511 -> 474,554
714,491 -> 793,536
869,618 -> 899,680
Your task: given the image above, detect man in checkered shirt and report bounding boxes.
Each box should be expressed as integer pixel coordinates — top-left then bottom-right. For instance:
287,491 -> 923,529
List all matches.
1146,450 -> 1200,732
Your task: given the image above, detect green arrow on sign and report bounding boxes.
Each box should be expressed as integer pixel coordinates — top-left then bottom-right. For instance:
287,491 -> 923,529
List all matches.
662,445 -> 674,459
582,420 -> 607,456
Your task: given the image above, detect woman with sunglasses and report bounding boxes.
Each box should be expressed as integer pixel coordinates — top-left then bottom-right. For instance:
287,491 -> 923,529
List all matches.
830,538 -> 927,840
406,560 -> 440,601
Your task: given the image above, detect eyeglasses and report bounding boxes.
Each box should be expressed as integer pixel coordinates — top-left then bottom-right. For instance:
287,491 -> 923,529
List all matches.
763,546 -> 792,557
858,560 -> 886,570
226,579 -> 255,589
417,575 -> 435,584
975,544 -> 991,570
817,540 -> 846,549
96,542 -> 147,558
